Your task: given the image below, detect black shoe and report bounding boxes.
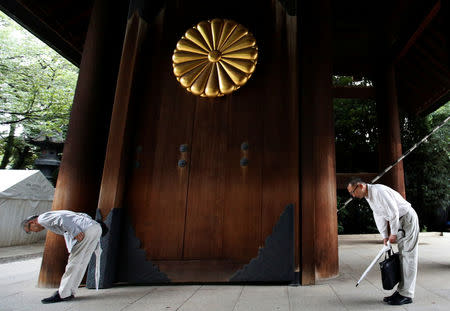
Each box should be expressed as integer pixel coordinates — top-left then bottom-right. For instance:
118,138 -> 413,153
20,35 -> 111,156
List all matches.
41,291 -> 74,304
383,291 -> 399,302
388,293 -> 412,305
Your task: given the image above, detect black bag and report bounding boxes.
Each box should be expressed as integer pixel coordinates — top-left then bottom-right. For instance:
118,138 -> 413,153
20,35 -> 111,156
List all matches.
379,249 -> 401,290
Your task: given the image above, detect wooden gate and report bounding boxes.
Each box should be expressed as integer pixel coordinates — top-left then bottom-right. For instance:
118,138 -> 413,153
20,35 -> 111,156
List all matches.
122,2 -> 298,282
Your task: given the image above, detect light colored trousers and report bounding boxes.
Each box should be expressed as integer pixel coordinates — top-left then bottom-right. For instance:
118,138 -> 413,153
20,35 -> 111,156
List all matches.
397,208 -> 419,298
59,223 -> 101,298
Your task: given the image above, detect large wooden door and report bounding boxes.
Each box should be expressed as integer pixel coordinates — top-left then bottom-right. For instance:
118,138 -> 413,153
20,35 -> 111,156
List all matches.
123,1 -> 298,282
182,96 -> 264,261
126,90 -> 297,281
126,93 -> 267,281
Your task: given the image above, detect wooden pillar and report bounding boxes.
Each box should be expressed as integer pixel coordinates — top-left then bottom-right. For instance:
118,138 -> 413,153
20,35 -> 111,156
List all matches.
38,0 -> 128,287
299,0 -> 338,284
375,66 -> 406,197
97,8 -> 148,218
375,19 -> 406,197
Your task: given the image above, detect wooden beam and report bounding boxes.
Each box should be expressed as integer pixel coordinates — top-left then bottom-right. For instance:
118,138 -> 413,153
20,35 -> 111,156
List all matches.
300,0 -> 337,285
332,86 -> 376,99
419,88 -> 450,115
414,43 -> 449,79
0,0 -> 82,66
395,0 -> 441,63
97,12 -> 147,219
375,63 -> 406,198
401,55 -> 450,86
37,0 -> 128,288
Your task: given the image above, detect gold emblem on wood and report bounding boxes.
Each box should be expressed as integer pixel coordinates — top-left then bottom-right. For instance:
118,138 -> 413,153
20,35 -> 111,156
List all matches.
172,19 -> 258,97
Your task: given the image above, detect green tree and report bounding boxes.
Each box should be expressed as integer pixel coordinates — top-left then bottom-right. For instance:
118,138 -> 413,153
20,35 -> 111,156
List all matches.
334,76 -> 379,172
0,11 -> 78,168
334,76 -> 379,234
402,102 -> 450,231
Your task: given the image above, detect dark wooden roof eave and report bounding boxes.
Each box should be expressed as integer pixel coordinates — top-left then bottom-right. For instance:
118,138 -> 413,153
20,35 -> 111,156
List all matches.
0,0 -> 84,67
1,0 -> 448,116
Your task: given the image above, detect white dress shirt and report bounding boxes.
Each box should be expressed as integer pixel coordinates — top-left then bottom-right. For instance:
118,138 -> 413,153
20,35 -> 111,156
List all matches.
38,210 -> 98,253
365,184 -> 412,239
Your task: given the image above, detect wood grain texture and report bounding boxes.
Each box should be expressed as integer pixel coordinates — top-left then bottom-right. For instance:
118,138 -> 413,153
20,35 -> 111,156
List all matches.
98,13 -> 147,219
261,2 -> 299,262
300,0 -> 338,284
38,0 -> 128,287
376,64 -> 406,197
182,99 -> 228,259
222,94 -> 263,261
119,0 -> 299,280
125,11 -> 197,260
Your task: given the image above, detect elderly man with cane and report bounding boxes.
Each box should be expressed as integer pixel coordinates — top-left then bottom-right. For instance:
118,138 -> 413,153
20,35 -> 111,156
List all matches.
347,178 -> 419,305
21,210 -> 107,304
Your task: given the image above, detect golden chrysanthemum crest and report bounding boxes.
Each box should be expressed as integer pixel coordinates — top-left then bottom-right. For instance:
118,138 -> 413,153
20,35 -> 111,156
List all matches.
172,19 -> 258,97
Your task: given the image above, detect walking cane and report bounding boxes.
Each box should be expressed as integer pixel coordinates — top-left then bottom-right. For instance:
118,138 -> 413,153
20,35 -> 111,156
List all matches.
356,241 -> 391,287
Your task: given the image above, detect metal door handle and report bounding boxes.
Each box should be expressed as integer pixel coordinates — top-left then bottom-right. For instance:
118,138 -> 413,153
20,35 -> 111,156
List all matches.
240,157 -> 248,167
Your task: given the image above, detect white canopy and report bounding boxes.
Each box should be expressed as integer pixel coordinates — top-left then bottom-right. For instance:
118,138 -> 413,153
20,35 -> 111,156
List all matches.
0,170 -> 54,246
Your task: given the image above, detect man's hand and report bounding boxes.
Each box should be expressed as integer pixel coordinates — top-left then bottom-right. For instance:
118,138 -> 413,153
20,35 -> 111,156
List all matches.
75,232 -> 85,242
383,238 -> 389,245
388,234 -> 397,244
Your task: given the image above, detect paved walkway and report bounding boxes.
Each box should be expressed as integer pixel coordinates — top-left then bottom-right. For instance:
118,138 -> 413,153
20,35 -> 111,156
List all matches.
0,233 -> 449,311
0,241 -> 45,264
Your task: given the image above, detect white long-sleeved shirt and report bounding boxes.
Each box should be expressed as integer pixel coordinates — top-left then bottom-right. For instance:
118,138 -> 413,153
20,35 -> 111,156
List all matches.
365,184 -> 412,239
38,210 -> 98,253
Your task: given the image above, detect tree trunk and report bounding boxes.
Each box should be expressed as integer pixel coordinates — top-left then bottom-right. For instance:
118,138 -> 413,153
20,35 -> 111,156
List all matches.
12,145 -> 31,169
0,123 -> 16,169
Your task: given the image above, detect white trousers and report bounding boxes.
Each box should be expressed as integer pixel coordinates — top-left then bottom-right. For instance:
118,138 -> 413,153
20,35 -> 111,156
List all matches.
397,208 -> 419,298
59,223 -> 101,298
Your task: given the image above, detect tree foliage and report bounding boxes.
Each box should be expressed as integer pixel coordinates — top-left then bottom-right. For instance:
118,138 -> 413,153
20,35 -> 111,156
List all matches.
334,76 -> 379,234
402,103 -> 450,231
0,11 -> 78,168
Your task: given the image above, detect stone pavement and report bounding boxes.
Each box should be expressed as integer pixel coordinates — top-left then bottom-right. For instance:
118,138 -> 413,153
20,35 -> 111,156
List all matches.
0,233 -> 449,311
0,241 -> 45,264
